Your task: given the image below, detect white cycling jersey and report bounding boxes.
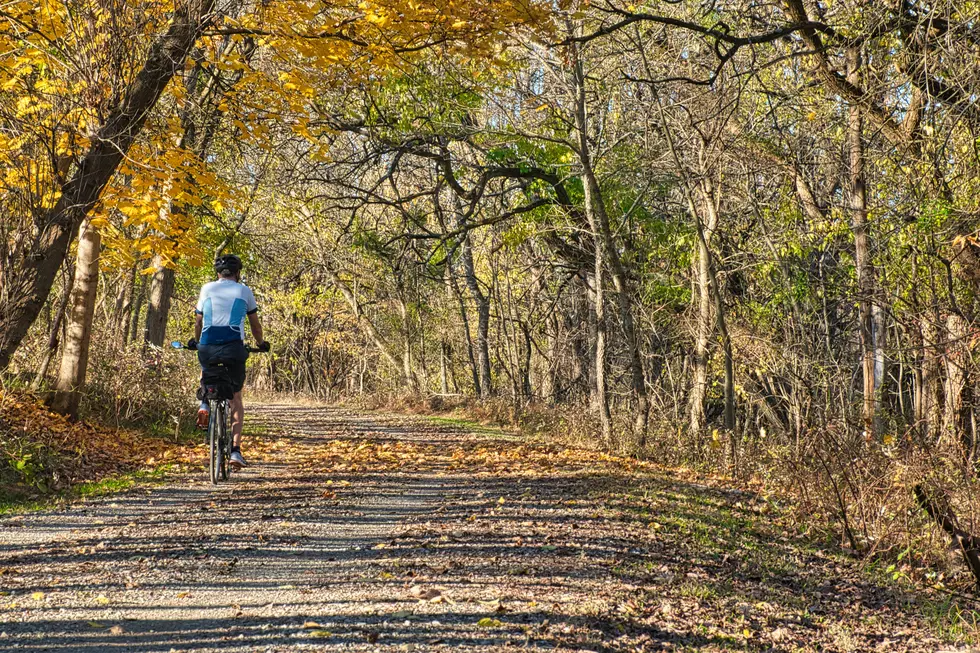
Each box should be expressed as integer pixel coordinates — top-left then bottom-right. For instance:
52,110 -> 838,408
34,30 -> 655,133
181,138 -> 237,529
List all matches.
195,278 -> 258,345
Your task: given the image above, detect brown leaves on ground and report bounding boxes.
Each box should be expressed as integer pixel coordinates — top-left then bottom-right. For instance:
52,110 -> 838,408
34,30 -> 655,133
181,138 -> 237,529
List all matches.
288,432 -> 652,477
0,390 -> 182,499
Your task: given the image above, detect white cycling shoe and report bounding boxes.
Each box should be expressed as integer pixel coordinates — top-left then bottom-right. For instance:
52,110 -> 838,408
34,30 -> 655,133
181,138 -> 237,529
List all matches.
230,450 -> 247,469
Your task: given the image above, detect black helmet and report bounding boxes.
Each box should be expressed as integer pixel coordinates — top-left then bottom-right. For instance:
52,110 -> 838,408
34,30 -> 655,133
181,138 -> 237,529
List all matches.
214,254 -> 243,276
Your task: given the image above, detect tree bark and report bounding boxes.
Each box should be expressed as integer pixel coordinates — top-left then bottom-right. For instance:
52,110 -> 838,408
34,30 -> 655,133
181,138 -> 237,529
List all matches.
128,273 -> 146,348
689,191 -> 715,440
919,316 -> 944,438
847,46 -> 878,437
31,263 -> 76,391
113,264 -> 137,348
700,190 -> 736,433
943,313 -> 973,454
452,200 -> 493,396
49,220 -> 103,417
144,260 -> 176,347
439,341 -> 450,394
447,263 -> 481,394
0,0 -> 215,370
571,42 -> 613,445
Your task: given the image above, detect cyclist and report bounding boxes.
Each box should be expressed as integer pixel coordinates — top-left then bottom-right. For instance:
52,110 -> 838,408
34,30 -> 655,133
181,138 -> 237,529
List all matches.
190,254 -> 269,469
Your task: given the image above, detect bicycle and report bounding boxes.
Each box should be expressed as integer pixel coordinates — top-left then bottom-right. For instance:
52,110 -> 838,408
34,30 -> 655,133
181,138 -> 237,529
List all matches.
172,340 -> 267,484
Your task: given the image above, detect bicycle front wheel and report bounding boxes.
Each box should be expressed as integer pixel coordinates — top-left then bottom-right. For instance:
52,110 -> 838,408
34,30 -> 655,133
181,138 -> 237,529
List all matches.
208,400 -> 222,484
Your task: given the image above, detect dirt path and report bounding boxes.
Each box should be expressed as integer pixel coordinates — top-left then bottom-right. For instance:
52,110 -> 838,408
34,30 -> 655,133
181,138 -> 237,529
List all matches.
0,403 -> 968,652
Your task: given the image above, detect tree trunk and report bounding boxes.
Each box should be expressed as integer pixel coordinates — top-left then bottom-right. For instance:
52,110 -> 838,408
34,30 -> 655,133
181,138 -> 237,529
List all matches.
543,310 -> 560,403
128,273 -> 146,348
580,152 -> 649,443
847,46 -> 878,437
944,313 -> 973,454
571,44 -> 613,445
920,316 -> 944,438
697,182 -> 735,433
49,220 -> 102,417
114,264 -> 137,348
0,0 -> 215,370
689,195 -> 714,441
32,263 -> 77,391
448,265 -> 481,394
452,200 -> 493,397
397,299 -> 419,392
570,272 -> 593,402
439,341 -> 450,394
144,259 -> 176,347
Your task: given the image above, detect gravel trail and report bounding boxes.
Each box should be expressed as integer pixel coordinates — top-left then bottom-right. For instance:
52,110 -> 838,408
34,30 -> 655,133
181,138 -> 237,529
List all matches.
0,403 -> 965,652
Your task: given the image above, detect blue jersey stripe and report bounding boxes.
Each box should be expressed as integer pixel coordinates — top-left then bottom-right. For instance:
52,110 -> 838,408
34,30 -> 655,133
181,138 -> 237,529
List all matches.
200,326 -> 241,346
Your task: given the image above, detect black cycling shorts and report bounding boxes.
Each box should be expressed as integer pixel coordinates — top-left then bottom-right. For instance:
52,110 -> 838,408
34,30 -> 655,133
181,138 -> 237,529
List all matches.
198,341 -> 249,393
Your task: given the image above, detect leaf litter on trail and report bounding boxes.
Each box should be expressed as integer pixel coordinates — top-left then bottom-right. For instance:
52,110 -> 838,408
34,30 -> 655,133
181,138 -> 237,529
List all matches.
289,432 -> 655,479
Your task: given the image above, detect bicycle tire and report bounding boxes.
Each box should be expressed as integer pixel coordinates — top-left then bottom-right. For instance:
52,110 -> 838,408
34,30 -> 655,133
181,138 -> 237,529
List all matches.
209,400 -> 221,484
219,401 -> 230,480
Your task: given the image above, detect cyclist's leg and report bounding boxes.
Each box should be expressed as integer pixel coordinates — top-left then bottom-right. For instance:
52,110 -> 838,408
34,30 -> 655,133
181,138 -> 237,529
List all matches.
226,342 -> 248,467
195,347 -> 212,429
230,391 -> 244,447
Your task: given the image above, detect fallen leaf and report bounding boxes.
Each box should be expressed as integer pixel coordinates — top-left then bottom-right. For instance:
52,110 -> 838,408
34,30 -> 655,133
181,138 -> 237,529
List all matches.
410,587 -> 442,601
391,610 -> 413,618
31,591 -> 45,600
309,629 -> 332,638
176,591 -> 191,598
109,625 -> 125,635
303,621 -> 322,629
95,595 -> 110,605
88,621 -> 105,629
477,617 -> 503,628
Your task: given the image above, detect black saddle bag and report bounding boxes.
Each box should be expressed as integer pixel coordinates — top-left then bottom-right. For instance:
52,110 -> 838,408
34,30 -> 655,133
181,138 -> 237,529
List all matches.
197,365 -> 235,401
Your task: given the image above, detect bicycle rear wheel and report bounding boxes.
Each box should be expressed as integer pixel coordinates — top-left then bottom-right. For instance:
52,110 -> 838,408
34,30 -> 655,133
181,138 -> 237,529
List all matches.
208,400 -> 222,484
219,402 -> 230,480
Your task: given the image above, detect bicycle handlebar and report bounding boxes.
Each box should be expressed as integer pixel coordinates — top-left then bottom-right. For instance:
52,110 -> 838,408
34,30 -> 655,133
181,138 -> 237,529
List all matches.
171,340 -> 270,353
